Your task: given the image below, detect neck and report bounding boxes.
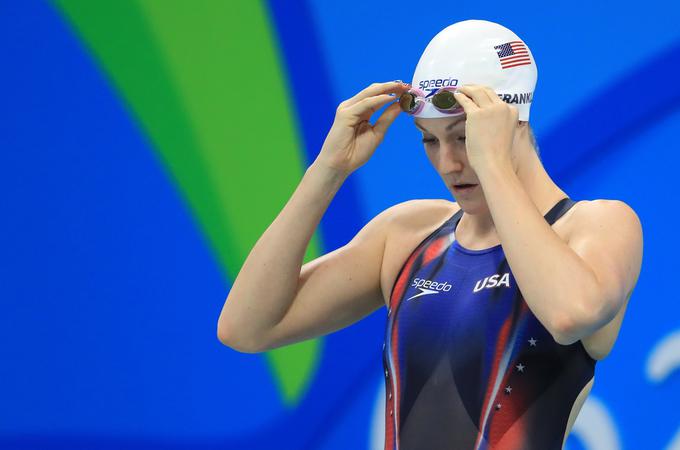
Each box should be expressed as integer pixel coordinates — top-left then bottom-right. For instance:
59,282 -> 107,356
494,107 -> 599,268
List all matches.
462,139 -> 568,237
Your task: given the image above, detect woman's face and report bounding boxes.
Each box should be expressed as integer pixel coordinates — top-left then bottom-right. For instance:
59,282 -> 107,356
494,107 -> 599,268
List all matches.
414,115 -> 486,208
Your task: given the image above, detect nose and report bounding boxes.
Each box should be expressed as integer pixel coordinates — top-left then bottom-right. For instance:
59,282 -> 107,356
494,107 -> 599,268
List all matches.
437,142 -> 466,173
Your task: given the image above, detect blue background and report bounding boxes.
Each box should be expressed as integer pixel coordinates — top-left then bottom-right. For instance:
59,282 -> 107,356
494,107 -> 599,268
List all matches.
1,0 -> 678,448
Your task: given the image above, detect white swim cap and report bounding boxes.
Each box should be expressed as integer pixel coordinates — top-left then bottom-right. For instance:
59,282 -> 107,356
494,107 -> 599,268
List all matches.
409,19 -> 537,121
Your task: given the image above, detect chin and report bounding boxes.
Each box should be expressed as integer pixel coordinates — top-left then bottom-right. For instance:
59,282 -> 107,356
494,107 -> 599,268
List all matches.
452,195 -> 487,215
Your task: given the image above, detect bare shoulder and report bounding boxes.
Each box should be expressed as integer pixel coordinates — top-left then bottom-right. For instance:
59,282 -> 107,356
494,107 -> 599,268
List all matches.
379,199 -> 460,307
384,198 -> 461,234
568,198 -> 643,360
570,198 -> 641,223
566,198 -> 643,244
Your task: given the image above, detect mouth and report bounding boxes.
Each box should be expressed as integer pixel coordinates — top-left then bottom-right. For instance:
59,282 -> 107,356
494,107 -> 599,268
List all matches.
452,183 -> 478,194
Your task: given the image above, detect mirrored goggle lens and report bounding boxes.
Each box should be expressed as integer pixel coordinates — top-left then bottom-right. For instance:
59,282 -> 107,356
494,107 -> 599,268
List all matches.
398,92 -> 418,112
431,90 -> 459,110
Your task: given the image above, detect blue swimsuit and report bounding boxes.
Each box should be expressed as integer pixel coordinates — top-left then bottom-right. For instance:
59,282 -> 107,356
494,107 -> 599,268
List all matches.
382,197 -> 596,450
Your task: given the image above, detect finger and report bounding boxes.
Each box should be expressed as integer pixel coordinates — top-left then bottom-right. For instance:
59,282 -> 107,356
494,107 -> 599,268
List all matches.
453,90 -> 480,114
343,81 -> 411,108
491,91 -> 505,104
344,94 -> 396,119
457,85 -> 494,107
373,101 -> 402,138
456,85 -> 494,108
480,85 -> 504,104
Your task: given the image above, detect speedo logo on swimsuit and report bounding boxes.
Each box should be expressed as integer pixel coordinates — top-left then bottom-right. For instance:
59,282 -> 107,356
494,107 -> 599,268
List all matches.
473,272 -> 511,293
406,277 -> 452,301
497,92 -> 533,104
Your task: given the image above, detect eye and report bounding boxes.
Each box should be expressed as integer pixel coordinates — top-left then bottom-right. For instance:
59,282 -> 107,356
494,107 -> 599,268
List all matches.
458,136 -> 466,142
421,137 -> 437,145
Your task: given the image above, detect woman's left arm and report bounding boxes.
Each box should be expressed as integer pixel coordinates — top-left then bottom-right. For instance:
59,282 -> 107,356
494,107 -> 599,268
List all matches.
478,163 -> 642,345
454,85 -> 644,345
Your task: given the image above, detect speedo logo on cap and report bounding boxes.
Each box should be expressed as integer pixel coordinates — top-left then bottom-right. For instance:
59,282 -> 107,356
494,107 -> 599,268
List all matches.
418,78 -> 459,91
497,92 -> 533,104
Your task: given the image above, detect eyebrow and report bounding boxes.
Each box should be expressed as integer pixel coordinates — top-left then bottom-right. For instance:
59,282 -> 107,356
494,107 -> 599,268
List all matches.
414,117 -> 465,134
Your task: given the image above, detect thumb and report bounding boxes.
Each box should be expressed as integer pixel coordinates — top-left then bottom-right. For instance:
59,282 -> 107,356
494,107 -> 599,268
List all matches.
373,101 -> 401,139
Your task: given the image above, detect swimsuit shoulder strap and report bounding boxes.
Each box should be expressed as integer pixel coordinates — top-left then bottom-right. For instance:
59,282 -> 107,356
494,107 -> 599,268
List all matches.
451,197 -> 576,231
544,197 -> 577,226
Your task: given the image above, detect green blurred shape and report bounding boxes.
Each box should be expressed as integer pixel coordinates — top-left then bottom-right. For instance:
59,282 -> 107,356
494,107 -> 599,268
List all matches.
55,0 -> 324,407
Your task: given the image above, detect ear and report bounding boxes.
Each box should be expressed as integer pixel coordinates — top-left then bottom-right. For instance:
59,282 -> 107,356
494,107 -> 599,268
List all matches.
509,121 -> 528,169
515,120 -> 530,142
512,121 -> 525,141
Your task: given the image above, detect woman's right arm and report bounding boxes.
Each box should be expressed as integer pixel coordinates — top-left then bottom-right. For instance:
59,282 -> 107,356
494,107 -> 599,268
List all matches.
217,80 -> 411,353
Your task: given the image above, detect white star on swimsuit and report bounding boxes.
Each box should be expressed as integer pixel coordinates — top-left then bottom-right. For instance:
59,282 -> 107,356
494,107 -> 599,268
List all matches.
528,337 -> 537,346
516,363 -> 525,372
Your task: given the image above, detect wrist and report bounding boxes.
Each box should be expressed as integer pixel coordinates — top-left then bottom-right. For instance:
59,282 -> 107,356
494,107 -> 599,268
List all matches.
308,159 -> 350,182
305,160 -> 349,195
474,158 -> 515,184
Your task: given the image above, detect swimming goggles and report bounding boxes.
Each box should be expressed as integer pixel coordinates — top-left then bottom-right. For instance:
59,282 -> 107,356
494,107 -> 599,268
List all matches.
398,86 -> 463,115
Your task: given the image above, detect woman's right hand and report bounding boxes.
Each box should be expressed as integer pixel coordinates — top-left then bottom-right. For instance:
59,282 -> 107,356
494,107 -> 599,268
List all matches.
315,81 -> 411,176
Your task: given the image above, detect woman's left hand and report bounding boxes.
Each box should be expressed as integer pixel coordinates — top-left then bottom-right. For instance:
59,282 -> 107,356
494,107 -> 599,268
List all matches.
453,84 -> 518,172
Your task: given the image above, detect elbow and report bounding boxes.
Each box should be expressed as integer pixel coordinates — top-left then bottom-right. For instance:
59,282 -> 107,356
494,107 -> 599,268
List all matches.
216,324 -> 233,347
548,294 -> 593,346
217,321 -> 264,354
549,324 -> 579,346
548,308 -> 576,345
549,290 -> 613,346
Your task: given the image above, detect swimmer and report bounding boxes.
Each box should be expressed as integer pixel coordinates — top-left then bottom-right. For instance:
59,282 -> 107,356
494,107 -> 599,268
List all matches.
217,19 -> 643,450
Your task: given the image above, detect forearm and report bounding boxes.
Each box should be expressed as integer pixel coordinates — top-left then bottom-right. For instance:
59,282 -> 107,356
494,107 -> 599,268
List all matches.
477,163 -> 601,342
217,161 -> 347,347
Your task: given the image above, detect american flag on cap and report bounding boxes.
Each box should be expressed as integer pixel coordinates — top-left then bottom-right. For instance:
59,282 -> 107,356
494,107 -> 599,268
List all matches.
494,41 -> 532,69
